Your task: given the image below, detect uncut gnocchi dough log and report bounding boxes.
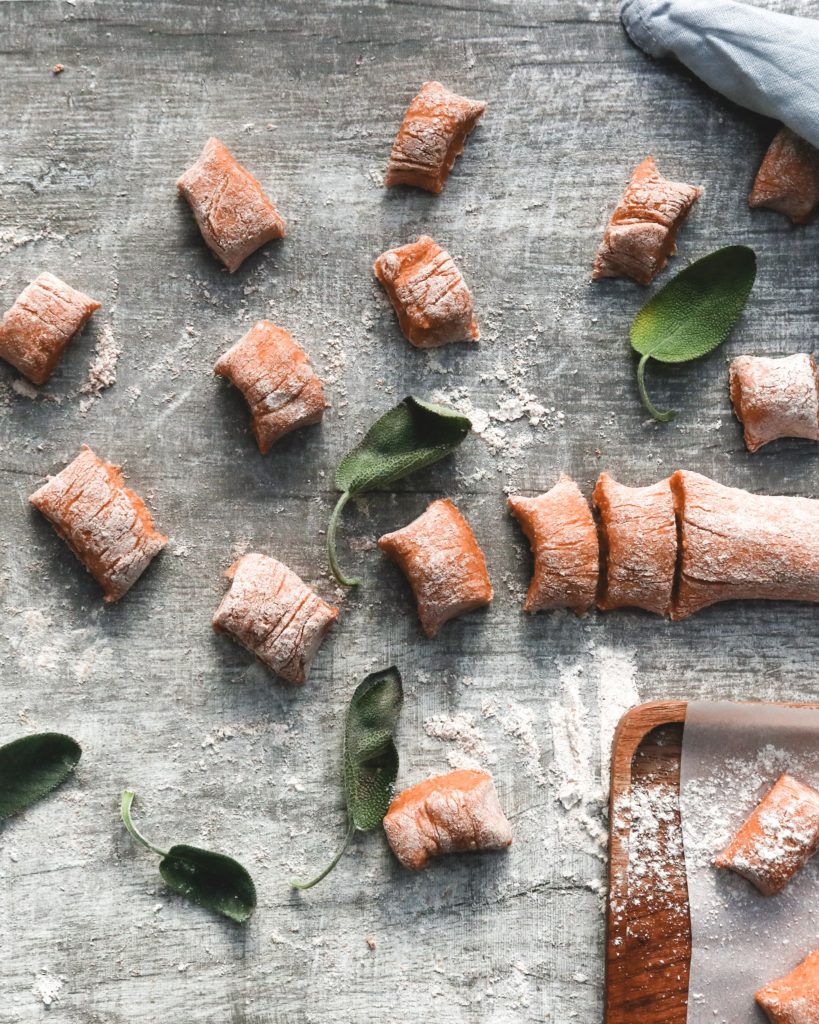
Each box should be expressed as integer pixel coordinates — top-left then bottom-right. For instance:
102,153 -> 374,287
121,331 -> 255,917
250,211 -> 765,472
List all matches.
670,470 -> 819,619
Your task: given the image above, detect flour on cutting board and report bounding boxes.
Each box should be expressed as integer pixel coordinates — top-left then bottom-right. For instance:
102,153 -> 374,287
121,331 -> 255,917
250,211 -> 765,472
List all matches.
32,973 -> 63,1007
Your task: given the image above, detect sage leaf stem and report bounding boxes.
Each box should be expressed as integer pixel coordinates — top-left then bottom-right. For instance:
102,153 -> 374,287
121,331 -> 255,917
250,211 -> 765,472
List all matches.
636,352 -> 675,422
120,790 -> 168,856
290,817 -> 355,890
327,491 -> 360,588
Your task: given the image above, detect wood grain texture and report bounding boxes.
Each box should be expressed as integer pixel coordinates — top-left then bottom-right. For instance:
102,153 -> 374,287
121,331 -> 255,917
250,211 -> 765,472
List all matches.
0,1 -> 817,1022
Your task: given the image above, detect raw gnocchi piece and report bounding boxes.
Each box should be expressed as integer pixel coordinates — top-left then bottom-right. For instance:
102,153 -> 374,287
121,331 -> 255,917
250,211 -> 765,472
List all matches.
214,320 -> 327,453
729,353 -> 819,452
592,473 -> 677,616
212,553 -> 337,686
507,475 -> 599,613
749,126 -> 819,224
670,470 -> 819,619
592,156 -> 702,285
373,235 -> 478,348
377,499 -> 492,637
384,81 -> 486,194
383,769 -> 512,870
177,137 -> 286,272
29,445 -> 167,602
715,774 -> 819,896
756,949 -> 819,1024
0,272 -> 100,385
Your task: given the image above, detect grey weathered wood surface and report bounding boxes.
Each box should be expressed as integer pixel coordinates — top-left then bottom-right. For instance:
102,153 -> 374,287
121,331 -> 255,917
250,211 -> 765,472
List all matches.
0,1 -> 817,1021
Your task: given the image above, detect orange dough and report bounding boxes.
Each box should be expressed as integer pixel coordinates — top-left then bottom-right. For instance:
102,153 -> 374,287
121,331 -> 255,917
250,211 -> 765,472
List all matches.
507,475 -> 599,613
373,235 -> 478,348
670,470 -> 819,619
383,769 -> 512,870
592,156 -> 702,285
29,445 -> 166,602
749,127 -> 819,224
715,774 -> 819,896
213,553 -> 337,686
0,272 -> 100,385
378,499 -> 492,637
177,137 -> 286,272
757,949 -> 819,1024
214,320 -> 327,453
384,81 -> 486,194
729,353 -> 819,452
593,473 -> 677,616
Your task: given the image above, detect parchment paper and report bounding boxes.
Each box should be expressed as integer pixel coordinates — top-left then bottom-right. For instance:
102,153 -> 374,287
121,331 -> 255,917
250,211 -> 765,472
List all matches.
679,701 -> 819,1024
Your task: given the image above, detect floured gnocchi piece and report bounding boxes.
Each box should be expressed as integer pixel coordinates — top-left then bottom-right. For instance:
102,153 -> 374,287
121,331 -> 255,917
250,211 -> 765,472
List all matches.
0,272 -> 100,385
592,156 -> 702,285
213,553 -> 337,685
593,473 -> 677,616
378,498 -> 492,637
749,127 -> 819,224
385,81 -> 486,194
214,320 -> 327,453
383,769 -> 512,870
373,235 -> 478,348
715,773 -> 819,896
507,475 -> 599,613
177,137 -> 286,272
757,949 -> 819,1024
29,445 -> 167,602
729,353 -> 819,452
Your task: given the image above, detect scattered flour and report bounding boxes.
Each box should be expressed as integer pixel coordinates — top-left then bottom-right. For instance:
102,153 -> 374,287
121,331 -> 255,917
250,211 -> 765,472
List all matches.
32,973 -> 63,1007
482,698 -> 546,787
79,323 -> 121,414
423,712 -> 496,770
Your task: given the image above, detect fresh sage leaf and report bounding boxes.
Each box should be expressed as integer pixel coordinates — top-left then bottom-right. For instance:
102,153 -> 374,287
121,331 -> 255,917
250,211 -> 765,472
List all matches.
121,790 -> 256,923
0,733 -> 81,819
327,396 -> 471,586
631,245 -> 756,421
291,666 -> 403,890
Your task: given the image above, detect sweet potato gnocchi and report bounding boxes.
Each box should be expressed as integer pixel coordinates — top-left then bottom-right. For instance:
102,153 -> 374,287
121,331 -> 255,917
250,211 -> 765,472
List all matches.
729,353 -> 819,452
592,156 -> 702,285
29,445 -> 167,602
0,272 -> 100,385
383,769 -> 512,870
177,137 -> 286,272
507,475 -> 599,613
749,127 -> 819,224
378,499 -> 492,637
213,553 -> 337,685
373,235 -> 478,348
757,949 -> 819,1024
715,773 -> 819,896
384,81 -> 486,194
214,320 -> 327,453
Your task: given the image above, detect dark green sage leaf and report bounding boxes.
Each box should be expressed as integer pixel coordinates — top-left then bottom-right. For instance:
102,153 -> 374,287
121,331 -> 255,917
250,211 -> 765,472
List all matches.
327,396 -> 471,586
121,790 -> 256,923
291,666 -> 403,890
630,245 -> 756,421
0,733 -> 81,819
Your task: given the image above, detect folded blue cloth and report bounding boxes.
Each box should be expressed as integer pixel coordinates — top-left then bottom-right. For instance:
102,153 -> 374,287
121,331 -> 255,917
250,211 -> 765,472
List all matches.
621,0 -> 819,148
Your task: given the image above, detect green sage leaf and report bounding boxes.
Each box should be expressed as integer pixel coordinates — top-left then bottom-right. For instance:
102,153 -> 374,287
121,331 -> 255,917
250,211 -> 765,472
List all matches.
327,396 -> 471,586
630,245 -> 756,421
291,666 -> 403,890
121,790 -> 256,923
0,733 -> 81,819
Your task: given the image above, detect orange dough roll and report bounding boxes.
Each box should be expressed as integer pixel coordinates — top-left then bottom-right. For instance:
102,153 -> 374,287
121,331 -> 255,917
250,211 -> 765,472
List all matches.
729,353 -> 819,452
177,137 -> 286,272
593,473 -> 677,616
383,769 -> 512,870
384,81 -> 486,194
715,774 -> 819,896
507,475 -> 599,613
29,445 -> 167,602
214,320 -> 327,453
749,126 -> 819,224
670,470 -> 819,619
373,235 -> 479,349
756,949 -> 819,1024
213,553 -> 337,686
0,272 -> 100,385
378,499 -> 492,638
592,156 -> 702,285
